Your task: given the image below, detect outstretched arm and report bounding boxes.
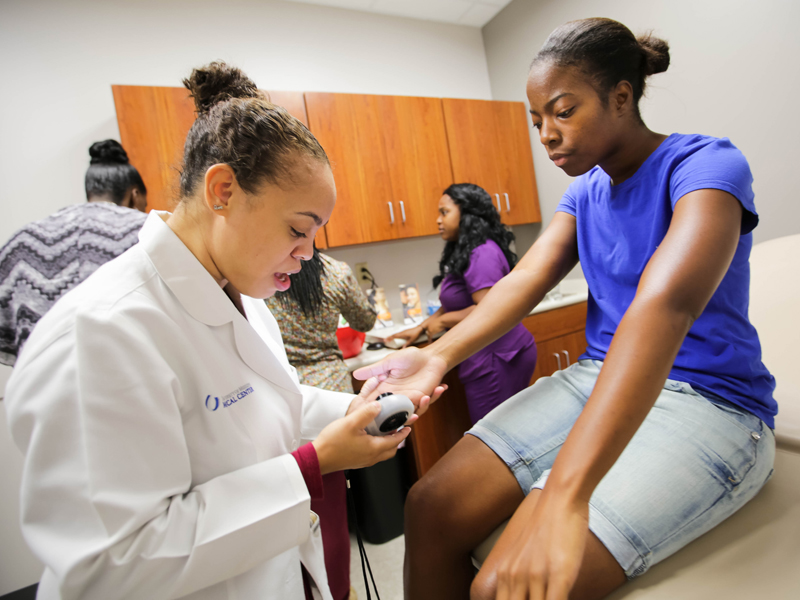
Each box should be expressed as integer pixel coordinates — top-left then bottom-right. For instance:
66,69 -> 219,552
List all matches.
388,289 -> 488,348
354,212 -> 579,413
492,189 -> 743,600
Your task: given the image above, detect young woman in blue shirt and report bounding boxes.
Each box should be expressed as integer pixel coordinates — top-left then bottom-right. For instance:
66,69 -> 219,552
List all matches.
355,17 -> 776,600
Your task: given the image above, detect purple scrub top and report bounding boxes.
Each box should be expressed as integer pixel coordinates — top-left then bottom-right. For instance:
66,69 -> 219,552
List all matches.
439,240 -> 537,423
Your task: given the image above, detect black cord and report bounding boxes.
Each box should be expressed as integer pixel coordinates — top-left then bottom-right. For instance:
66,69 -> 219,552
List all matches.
346,473 -> 381,600
361,267 -> 378,290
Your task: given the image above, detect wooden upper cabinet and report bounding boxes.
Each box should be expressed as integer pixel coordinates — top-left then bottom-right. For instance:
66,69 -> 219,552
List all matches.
442,98 -> 541,226
305,92 -> 453,247
375,95 -> 453,239
112,86 -> 327,247
491,101 -> 541,225
305,93 -> 396,246
112,85 -> 196,213
440,98 -> 500,197
113,87 -> 539,249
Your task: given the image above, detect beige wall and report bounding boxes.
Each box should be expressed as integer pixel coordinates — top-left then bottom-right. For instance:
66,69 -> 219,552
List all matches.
483,0 -> 800,244
0,0 -> 494,593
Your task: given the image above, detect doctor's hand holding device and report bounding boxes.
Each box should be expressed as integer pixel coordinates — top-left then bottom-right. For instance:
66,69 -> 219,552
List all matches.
4,61 -> 443,600
314,377 -> 419,474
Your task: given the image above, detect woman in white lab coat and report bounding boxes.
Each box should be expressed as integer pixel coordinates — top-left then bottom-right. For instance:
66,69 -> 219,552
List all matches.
4,62 -> 436,600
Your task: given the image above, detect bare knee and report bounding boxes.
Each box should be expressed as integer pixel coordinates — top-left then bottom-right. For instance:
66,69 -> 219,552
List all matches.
406,435 -> 523,552
404,468 -> 460,533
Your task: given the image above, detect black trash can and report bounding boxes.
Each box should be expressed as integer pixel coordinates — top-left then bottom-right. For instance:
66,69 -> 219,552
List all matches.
347,446 -> 412,544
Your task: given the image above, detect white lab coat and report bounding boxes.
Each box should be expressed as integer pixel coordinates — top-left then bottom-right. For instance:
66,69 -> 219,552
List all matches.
5,212 -> 354,600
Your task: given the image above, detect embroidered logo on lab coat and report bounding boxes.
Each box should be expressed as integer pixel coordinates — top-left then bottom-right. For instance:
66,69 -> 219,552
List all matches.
205,383 -> 254,411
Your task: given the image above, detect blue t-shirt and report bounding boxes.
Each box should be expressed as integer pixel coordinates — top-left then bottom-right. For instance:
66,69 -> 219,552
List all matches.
556,133 -> 777,427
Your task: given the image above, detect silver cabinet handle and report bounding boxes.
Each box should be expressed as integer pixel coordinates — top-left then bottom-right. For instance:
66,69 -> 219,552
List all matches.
388,202 -> 395,224
553,352 -> 562,372
494,193 -> 501,212
504,192 -> 510,213
561,349 -> 570,367
399,200 -> 406,223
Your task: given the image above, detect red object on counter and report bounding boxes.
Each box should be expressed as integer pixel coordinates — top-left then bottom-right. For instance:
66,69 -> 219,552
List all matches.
336,327 -> 366,359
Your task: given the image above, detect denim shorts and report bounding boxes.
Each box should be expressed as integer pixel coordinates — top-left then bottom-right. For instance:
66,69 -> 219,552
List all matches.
468,359 -> 775,578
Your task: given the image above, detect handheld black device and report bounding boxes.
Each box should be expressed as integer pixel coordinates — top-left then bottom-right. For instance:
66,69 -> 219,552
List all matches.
365,392 -> 415,436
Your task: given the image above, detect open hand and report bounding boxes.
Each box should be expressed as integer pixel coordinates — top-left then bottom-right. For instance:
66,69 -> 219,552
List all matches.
313,394 -> 411,474
353,346 -> 448,416
345,376 -> 419,427
423,315 -> 447,338
494,491 -> 590,600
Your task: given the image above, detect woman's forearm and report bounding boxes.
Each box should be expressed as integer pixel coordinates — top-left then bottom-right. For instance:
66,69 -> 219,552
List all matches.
425,217 -> 579,371
545,190 -> 744,504
545,296 -> 694,501
428,270 -> 539,371
421,307 -> 445,326
436,305 -> 475,329
425,253 -> 577,370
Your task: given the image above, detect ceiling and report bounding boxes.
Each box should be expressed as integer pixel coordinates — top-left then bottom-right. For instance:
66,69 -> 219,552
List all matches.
281,0 -> 514,27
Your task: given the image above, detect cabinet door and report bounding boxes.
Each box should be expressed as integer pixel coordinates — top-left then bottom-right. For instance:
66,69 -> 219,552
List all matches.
529,337 -> 562,383
528,329 -> 588,385
441,98 -> 501,201
560,329 -> 587,371
523,302 -> 588,385
112,86 -> 327,248
112,85 -> 196,213
305,93 -> 397,246
491,101 -> 541,225
376,95 -> 453,238
305,93 -> 454,246
442,98 -> 541,226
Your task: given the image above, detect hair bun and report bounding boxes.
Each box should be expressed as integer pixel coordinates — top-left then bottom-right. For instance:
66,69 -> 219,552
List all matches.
638,33 -> 670,76
183,61 -> 263,114
89,139 -> 130,165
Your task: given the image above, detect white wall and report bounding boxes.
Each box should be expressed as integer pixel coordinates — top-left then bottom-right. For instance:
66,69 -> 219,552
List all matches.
0,0 -> 494,593
483,0 -> 800,244
0,0 -> 491,244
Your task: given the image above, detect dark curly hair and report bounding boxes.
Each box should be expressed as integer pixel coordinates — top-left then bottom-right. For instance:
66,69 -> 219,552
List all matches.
179,61 -> 328,198
85,139 -> 146,204
433,183 -> 517,289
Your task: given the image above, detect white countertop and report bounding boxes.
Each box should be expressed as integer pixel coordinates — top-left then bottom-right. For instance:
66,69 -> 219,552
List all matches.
345,279 -> 588,372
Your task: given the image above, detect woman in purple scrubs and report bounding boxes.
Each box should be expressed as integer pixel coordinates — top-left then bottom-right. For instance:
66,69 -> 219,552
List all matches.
389,183 -> 537,423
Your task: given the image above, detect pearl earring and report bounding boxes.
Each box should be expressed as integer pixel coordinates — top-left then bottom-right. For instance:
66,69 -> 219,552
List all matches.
213,205 -> 224,210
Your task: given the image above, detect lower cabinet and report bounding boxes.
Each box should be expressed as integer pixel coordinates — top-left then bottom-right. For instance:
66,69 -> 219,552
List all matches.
523,302 -> 588,385
352,300 -> 588,483
528,330 -> 587,382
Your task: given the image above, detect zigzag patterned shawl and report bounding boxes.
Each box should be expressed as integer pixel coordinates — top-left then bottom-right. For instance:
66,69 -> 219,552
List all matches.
0,203 -> 146,366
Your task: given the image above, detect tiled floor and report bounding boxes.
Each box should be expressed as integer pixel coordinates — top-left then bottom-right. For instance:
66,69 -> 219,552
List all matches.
349,533 -> 405,600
